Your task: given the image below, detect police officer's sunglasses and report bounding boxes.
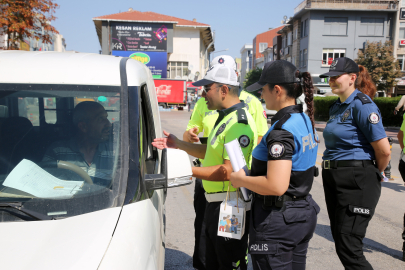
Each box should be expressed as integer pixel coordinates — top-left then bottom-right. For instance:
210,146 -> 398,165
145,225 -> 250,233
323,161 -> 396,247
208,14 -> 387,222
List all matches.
203,84 -> 223,93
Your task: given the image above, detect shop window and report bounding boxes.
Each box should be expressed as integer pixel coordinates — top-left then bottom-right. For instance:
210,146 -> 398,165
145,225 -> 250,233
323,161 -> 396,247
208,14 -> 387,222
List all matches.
360,18 -> 384,36
322,49 -> 346,66
323,17 -> 348,36
169,62 -> 188,79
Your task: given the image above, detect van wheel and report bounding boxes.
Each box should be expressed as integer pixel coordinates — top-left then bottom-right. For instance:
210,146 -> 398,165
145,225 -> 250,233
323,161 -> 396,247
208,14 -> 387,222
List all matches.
161,103 -> 167,109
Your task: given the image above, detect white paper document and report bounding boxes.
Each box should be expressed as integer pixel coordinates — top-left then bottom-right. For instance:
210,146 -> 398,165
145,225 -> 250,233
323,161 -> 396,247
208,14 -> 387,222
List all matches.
3,159 -> 84,199
224,139 -> 251,201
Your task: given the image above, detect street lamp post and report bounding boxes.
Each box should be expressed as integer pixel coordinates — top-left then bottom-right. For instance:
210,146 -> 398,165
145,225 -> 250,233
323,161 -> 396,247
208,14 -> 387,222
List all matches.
210,48 -> 229,62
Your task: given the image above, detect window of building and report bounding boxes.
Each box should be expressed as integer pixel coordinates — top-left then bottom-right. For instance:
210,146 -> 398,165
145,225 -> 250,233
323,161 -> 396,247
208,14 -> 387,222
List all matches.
360,18 -> 384,36
304,19 -> 309,37
323,17 -> 348,36
303,49 -> 307,67
294,28 -> 298,40
398,55 -> 405,72
322,49 -> 346,65
169,62 -> 188,79
400,23 -> 405,39
287,32 -> 292,46
300,50 -> 303,67
259,43 -> 268,53
301,22 -> 304,38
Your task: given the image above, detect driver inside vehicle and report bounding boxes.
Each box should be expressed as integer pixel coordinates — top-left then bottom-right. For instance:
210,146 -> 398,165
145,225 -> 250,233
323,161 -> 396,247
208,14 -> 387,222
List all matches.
42,101 -> 114,186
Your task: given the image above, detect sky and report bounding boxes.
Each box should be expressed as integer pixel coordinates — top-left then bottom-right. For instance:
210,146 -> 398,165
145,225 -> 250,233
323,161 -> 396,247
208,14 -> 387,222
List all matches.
53,0 -> 303,59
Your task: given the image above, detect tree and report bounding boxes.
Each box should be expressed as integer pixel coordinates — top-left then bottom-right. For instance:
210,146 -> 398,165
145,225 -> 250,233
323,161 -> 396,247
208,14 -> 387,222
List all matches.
356,40 -> 401,94
243,67 -> 262,89
0,0 -> 59,50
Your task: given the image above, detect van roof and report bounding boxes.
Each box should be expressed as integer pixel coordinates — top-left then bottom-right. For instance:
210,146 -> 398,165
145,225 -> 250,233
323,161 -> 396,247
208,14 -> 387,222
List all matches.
0,51 -> 149,87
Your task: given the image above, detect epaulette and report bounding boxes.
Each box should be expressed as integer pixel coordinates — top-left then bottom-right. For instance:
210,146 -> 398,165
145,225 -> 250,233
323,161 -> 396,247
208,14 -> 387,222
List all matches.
237,108 -> 248,124
356,92 -> 372,104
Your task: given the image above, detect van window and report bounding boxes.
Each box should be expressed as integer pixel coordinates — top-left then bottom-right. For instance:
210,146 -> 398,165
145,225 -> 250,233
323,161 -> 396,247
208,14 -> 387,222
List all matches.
0,85 -> 126,221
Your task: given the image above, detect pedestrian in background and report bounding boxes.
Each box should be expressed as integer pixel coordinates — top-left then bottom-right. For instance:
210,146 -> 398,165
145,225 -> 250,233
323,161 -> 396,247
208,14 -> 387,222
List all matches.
394,95 -> 405,115
154,64 -> 257,270
320,57 -> 390,270
183,55 -> 268,270
187,94 -> 193,112
230,60 -> 320,269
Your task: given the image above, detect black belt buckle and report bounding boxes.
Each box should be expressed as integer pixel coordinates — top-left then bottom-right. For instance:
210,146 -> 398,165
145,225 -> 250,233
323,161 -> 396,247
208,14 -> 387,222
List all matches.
323,160 -> 330,169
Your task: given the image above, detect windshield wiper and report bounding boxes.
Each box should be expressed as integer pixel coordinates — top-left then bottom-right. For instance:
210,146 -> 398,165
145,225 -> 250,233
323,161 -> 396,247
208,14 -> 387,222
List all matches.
0,202 -> 54,221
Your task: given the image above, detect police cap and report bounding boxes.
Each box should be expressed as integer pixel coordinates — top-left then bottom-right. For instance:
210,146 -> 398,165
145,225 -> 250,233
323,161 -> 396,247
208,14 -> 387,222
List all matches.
246,60 -> 300,92
319,57 -> 359,78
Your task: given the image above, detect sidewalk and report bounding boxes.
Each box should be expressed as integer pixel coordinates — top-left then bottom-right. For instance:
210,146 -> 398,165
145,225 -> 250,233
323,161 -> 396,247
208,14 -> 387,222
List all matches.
314,121 -> 400,144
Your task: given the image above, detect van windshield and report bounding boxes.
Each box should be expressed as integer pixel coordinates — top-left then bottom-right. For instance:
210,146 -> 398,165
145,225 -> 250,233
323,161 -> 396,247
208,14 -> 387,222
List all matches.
0,85 -> 126,221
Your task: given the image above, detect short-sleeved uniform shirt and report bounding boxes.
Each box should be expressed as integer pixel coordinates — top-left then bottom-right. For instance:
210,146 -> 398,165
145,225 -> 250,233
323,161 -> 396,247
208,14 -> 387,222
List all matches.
251,105 -> 318,197
202,102 -> 258,194
400,113 -> 405,153
323,89 -> 386,160
186,90 -> 268,138
42,138 -> 114,186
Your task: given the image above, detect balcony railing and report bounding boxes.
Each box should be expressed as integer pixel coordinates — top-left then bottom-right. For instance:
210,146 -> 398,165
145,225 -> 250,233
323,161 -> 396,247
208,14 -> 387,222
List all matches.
294,0 -> 399,15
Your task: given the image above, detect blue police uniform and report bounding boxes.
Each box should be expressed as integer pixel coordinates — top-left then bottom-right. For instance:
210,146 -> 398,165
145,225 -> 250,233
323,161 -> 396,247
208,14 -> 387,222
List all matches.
249,104 -> 320,269
322,89 -> 386,270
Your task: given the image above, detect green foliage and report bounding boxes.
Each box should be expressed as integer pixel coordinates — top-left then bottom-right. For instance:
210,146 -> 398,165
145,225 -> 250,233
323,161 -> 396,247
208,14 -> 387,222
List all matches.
314,96 -> 403,127
374,96 -> 402,127
355,41 -> 401,93
314,96 -> 338,121
243,67 -> 262,89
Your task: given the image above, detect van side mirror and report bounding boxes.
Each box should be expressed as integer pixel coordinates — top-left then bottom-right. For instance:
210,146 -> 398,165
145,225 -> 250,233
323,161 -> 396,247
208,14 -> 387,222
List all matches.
144,148 -> 192,191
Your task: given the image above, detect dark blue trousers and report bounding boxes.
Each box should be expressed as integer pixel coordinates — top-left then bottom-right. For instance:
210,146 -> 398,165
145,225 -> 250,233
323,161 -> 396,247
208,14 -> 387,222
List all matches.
249,195 -> 319,270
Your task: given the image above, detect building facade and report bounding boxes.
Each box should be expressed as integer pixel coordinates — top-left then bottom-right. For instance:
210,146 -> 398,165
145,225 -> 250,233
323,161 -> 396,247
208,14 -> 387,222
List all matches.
293,0 -> 398,93
252,27 -> 284,68
93,9 -> 214,80
240,44 -> 253,85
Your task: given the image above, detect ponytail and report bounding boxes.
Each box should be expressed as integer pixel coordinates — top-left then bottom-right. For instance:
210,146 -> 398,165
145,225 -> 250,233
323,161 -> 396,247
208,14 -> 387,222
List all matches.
301,72 -> 319,143
355,65 -> 376,100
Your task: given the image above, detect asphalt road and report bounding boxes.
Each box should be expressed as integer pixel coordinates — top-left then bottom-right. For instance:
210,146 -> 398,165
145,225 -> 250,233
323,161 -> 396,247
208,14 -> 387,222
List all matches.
162,111 -> 405,270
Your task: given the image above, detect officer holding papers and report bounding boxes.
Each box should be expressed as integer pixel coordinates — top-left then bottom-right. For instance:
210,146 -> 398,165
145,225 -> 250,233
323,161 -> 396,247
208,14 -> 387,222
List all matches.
229,60 -> 320,269
153,64 -> 257,270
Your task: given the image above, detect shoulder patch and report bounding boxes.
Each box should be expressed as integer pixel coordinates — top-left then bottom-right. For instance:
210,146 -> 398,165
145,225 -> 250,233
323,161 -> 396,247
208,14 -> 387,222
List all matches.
368,112 -> 380,124
238,135 -> 250,148
356,92 -> 372,104
263,111 -> 267,119
269,142 -> 285,158
237,108 -> 248,125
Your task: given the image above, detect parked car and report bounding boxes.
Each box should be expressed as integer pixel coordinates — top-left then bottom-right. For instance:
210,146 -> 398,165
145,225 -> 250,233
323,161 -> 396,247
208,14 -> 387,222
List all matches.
0,51 -> 192,270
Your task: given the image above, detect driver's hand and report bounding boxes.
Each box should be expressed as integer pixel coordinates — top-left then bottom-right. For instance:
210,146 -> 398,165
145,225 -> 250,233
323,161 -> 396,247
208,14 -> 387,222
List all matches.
187,127 -> 200,143
152,130 -> 179,149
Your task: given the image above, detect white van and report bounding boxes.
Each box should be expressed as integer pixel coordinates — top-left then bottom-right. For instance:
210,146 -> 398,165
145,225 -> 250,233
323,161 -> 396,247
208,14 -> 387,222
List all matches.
0,51 -> 192,269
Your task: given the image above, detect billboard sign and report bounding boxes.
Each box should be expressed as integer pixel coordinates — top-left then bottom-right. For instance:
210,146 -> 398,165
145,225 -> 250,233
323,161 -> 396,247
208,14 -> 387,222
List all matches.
400,40 -> 405,46
111,22 -> 172,52
154,79 -> 186,104
112,50 -> 167,78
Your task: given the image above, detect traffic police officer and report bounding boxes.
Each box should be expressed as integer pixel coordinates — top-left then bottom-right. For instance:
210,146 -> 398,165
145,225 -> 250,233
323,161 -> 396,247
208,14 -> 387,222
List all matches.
397,113 -> 405,261
230,60 -> 320,269
183,55 -> 268,270
153,64 -> 257,270
320,57 -> 391,269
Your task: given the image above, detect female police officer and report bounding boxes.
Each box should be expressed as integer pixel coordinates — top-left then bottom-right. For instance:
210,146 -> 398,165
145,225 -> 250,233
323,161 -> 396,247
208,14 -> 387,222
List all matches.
319,57 -> 390,270
230,60 -> 320,269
